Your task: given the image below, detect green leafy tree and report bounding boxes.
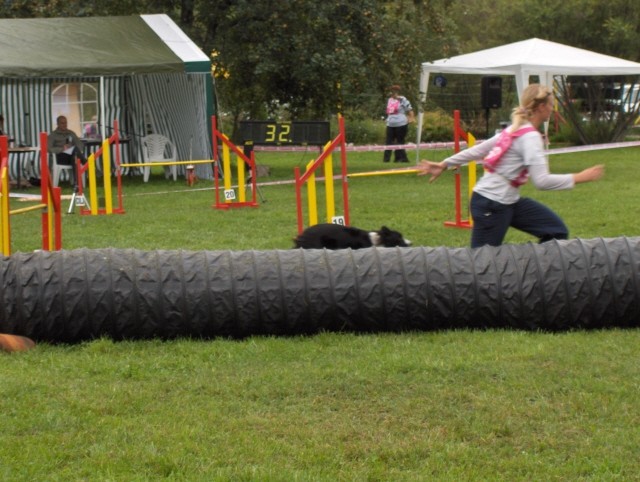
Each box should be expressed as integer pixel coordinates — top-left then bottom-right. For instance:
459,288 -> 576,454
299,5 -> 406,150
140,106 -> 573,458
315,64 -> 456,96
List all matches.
201,1 -> 392,123
196,0 -> 459,136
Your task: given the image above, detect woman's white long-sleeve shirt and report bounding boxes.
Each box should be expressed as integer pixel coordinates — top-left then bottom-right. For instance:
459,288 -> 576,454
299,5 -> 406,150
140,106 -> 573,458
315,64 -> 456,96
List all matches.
443,124 -> 574,205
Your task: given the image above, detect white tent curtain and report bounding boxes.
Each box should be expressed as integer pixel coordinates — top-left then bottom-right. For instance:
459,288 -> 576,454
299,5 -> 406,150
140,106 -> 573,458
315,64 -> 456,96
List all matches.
1,73 -> 213,182
1,78 -> 50,181
0,78 -> 51,148
0,76 -> 130,182
127,73 -> 212,180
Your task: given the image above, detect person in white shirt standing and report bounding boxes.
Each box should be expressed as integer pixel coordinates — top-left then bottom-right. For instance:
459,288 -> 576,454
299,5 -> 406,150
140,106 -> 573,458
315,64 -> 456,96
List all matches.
416,83 -> 604,248
383,84 -> 415,163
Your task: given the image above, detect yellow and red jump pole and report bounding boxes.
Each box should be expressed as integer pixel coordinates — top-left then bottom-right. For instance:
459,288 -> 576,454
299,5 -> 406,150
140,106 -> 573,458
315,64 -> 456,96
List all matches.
39,133 -> 62,250
212,116 -> 258,209
0,135 -> 10,255
0,133 -> 62,255
78,120 -> 125,215
444,110 -> 476,229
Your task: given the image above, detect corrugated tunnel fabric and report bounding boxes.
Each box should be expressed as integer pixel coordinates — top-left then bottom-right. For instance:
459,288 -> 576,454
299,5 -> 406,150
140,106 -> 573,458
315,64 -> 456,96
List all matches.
1,237 -> 639,343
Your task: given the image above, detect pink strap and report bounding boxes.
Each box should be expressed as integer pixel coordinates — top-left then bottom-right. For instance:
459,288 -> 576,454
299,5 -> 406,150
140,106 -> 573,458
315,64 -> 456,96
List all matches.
510,126 -> 536,137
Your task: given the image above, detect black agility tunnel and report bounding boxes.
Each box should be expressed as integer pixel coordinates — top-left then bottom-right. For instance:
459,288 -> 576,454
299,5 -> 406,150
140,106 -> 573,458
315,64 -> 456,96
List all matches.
1,236 -> 639,343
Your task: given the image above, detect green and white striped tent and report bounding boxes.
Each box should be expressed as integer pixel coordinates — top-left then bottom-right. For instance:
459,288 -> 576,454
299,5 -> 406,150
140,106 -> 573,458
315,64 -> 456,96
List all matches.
0,14 -> 215,180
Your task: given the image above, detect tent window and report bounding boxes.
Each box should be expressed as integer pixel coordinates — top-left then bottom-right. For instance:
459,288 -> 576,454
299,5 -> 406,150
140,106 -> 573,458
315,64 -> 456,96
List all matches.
52,82 -> 99,136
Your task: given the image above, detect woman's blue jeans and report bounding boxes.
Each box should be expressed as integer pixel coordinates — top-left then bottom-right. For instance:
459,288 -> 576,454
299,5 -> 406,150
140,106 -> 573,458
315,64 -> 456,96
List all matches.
469,192 -> 569,248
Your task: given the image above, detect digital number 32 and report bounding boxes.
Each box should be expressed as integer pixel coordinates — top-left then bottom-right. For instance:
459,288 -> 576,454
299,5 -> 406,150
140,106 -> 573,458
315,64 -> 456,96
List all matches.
265,124 -> 291,143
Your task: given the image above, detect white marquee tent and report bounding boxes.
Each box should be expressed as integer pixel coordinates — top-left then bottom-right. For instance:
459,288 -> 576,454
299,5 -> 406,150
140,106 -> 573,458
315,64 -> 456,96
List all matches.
418,38 -> 640,144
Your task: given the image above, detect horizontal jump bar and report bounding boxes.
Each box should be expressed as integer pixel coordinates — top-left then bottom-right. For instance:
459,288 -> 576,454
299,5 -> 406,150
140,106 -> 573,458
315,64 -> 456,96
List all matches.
119,160 -> 214,168
348,168 -> 418,178
10,203 -> 47,215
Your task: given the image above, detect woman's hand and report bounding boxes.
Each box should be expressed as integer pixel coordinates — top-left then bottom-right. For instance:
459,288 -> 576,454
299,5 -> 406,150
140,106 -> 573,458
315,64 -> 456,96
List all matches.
573,164 -> 604,184
417,160 -> 447,183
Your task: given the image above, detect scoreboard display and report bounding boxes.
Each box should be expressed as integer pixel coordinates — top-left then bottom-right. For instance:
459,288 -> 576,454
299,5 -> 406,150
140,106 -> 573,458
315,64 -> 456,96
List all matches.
239,121 -> 331,146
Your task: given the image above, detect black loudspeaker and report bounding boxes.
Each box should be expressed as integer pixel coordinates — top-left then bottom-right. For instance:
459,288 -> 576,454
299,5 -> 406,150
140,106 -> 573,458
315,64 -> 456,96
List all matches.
481,76 -> 502,109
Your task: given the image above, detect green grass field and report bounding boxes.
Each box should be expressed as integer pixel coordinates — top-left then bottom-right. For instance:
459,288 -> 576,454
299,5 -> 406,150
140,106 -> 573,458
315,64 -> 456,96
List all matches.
2,146 -> 639,480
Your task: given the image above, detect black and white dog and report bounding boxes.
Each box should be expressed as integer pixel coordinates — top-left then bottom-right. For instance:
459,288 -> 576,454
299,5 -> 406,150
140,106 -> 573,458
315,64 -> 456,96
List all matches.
294,223 -> 411,250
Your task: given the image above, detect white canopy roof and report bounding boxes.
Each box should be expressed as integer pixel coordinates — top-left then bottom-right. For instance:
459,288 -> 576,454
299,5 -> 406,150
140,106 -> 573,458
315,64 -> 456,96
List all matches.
416,38 -> 640,152
420,38 -> 640,100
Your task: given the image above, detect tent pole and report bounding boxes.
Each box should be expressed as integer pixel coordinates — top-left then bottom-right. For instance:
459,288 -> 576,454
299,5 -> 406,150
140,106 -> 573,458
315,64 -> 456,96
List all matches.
416,71 -> 429,163
100,76 -> 106,139
22,80 -> 31,146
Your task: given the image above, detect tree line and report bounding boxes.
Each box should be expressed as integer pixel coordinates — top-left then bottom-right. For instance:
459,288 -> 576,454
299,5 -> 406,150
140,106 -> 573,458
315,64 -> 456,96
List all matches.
2,0 -> 639,142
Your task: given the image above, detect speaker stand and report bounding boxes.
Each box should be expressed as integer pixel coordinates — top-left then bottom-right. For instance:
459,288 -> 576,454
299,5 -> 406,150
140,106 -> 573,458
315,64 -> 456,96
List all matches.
485,108 -> 490,138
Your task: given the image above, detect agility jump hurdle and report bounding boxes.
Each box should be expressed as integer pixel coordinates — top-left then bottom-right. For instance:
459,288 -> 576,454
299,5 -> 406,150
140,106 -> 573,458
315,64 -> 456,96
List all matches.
75,120 -> 125,216
0,133 -> 62,255
212,116 -> 258,209
347,112 -> 476,229
323,111 -> 476,231
294,116 -> 348,233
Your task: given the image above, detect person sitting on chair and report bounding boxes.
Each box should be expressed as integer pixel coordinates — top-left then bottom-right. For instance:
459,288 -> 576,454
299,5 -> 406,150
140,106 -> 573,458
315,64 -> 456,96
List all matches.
48,115 -> 86,186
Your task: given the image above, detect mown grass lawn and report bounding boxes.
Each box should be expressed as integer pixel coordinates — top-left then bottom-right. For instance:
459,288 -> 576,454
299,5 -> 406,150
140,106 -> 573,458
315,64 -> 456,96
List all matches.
2,145 -> 639,480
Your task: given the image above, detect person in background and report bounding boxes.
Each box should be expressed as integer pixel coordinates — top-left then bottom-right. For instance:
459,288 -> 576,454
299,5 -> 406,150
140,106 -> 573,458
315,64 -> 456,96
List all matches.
84,115 -> 99,139
416,83 -> 604,248
48,115 -> 86,186
383,84 -> 415,163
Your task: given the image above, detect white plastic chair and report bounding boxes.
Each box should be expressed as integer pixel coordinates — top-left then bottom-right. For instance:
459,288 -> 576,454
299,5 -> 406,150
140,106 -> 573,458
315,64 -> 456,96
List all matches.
52,154 -> 84,188
53,162 -> 74,187
141,134 -> 177,182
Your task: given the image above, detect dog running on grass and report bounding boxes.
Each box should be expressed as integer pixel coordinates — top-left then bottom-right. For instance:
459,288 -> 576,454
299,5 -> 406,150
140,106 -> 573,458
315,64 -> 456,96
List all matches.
293,223 -> 411,250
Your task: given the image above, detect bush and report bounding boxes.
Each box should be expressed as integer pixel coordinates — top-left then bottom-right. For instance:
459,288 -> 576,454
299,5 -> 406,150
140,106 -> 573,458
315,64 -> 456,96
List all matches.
549,121 -> 576,144
342,117 -> 386,144
550,119 -> 613,145
419,109 -> 455,142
